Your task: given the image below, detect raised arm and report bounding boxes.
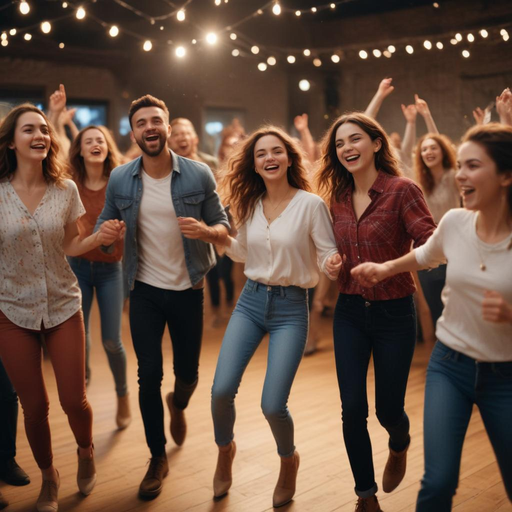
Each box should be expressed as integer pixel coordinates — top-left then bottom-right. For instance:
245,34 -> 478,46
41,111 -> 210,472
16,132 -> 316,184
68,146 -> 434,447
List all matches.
365,78 -> 395,119
293,113 -> 319,162
496,88 -> 512,126
415,94 -> 439,134
400,104 -> 417,175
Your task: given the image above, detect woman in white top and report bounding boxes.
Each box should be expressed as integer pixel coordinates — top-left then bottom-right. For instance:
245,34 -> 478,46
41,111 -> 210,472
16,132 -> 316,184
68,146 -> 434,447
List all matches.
0,104 -> 123,512
203,126 -> 341,508
414,133 -> 460,329
351,123 -> 512,511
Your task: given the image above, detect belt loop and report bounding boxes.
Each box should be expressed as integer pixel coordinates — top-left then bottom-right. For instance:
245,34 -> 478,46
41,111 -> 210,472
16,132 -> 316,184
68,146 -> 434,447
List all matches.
280,286 -> 285,297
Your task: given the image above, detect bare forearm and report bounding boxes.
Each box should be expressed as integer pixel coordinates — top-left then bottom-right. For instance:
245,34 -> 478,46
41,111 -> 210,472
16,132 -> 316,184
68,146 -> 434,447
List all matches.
422,113 -> 439,134
204,224 -> 228,245
365,93 -> 384,119
64,231 -> 101,256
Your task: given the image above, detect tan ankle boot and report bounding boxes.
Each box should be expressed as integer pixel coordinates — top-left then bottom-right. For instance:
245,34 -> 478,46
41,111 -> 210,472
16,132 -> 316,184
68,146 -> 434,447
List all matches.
116,394 -> 132,430
139,455 -> 169,499
77,446 -> 96,496
272,450 -> 300,508
355,495 -> 382,512
213,441 -> 236,498
382,443 -> 409,493
166,392 -> 187,446
37,471 -> 60,512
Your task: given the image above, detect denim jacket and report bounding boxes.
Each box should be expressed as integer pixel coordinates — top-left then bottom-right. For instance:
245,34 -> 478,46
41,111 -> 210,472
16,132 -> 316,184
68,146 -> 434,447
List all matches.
95,150 -> 229,291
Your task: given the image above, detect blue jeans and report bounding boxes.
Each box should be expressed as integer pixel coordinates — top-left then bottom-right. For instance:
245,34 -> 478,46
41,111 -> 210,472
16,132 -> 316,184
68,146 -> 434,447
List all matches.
68,257 -> 128,397
212,279 -> 309,457
333,293 -> 416,498
416,341 -> 512,511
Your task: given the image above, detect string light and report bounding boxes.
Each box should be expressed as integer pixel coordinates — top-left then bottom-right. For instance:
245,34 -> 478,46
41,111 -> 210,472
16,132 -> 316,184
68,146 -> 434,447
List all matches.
76,7 -> 86,20
206,32 -> 218,45
311,7 -> 317,13
258,62 -> 267,71
41,21 -> 52,34
24,33 -> 32,41
62,2 -> 68,7
298,79 -> 310,91
462,49 -> 470,58
175,46 -> 186,58
387,45 -> 396,53
450,38 -> 458,45
423,40 -> 432,49
501,29 -> 509,41
143,40 -> 152,51
287,55 -> 296,63
267,56 -> 277,65
251,45 -> 259,54
230,33 -> 237,40
480,29 -> 488,38
59,42 -> 65,48
455,33 -> 462,41
9,29 -> 17,36
272,2 -> 281,16
331,54 -> 340,63
1,33 -> 6,41
373,49 -> 381,57
109,25 -> 119,37
330,3 -> 336,8
231,49 -> 239,56
303,49 -> 311,56
359,50 -> 368,59
215,0 -> 221,5
436,41 -> 444,49
313,58 -> 322,66
406,45 -> 414,54
467,33 -> 474,42
383,50 -> 392,58
1,40 -> 8,47
177,10 -> 185,22
295,10 -> 301,16
19,1 -> 30,15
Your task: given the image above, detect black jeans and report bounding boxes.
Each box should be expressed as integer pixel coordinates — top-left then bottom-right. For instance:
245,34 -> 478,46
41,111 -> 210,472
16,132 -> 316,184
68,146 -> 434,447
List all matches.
0,359 -> 18,461
418,264 -> 447,329
206,255 -> 234,308
333,293 -> 416,497
129,281 -> 204,456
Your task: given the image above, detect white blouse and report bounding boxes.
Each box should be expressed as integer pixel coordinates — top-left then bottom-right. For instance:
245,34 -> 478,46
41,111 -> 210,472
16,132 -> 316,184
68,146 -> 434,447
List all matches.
226,189 -> 338,289
415,209 -> 512,362
0,178 -> 85,330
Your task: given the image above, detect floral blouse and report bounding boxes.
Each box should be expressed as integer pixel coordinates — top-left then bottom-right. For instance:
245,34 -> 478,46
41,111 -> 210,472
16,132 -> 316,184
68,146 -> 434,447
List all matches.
0,178 -> 85,330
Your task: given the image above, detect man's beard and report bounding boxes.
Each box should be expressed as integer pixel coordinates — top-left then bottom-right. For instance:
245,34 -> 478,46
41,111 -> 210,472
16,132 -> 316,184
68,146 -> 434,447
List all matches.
136,134 -> 166,157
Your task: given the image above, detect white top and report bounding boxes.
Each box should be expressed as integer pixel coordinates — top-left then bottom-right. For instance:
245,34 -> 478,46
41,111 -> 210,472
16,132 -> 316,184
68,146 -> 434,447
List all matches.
415,209 -> 512,362
135,170 -> 192,290
0,178 -> 85,330
226,189 -> 338,289
424,171 -> 460,224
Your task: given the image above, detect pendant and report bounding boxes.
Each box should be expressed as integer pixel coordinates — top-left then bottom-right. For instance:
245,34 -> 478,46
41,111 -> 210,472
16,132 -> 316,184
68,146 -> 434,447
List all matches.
480,263 -> 486,271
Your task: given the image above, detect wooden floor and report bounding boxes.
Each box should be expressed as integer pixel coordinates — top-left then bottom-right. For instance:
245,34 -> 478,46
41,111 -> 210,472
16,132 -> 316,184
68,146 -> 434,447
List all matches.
3,272 -> 511,511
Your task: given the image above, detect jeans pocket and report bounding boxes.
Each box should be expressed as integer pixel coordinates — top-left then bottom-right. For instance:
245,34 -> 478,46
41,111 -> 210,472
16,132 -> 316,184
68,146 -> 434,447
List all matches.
431,341 -> 453,362
377,300 -> 414,321
492,362 -> 512,380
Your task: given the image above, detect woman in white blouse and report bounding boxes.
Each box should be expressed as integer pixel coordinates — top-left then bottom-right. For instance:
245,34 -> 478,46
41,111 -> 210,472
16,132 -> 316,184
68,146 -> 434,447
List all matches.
202,126 -> 341,508
352,123 -> 512,510
0,104 -> 123,512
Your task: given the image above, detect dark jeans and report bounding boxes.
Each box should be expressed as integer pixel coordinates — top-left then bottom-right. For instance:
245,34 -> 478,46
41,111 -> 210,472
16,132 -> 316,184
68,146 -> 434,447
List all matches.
333,293 -> 416,497
129,281 -> 203,456
418,264 -> 447,329
416,341 -> 512,511
206,255 -> 234,308
0,359 -> 17,461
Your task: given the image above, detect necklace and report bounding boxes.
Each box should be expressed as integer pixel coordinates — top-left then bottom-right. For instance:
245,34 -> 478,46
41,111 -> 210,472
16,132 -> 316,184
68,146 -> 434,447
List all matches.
475,213 -> 512,271
264,190 -> 292,222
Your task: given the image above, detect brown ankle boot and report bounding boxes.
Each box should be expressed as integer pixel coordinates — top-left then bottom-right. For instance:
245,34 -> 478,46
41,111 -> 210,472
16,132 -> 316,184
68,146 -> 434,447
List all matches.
272,451 -> 300,508
139,455 -> 169,499
382,443 -> 409,493
355,495 -> 382,512
166,392 -> 186,446
116,394 -> 132,430
213,441 -> 236,498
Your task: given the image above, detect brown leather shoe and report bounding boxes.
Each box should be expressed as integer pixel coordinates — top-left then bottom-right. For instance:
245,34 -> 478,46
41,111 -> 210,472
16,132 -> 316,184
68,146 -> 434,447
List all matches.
139,455 -> 169,499
355,495 -> 382,512
0,490 -> 8,510
116,394 -> 132,430
166,392 -> 186,446
382,443 -> 409,493
213,441 -> 236,498
272,450 -> 300,508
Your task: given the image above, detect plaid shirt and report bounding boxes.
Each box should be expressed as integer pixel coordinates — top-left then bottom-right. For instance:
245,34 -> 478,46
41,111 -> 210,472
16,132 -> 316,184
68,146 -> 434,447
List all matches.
331,171 -> 436,300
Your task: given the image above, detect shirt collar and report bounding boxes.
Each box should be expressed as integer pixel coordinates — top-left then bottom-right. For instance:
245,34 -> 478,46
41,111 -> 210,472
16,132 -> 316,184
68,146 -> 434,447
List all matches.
132,149 -> 179,176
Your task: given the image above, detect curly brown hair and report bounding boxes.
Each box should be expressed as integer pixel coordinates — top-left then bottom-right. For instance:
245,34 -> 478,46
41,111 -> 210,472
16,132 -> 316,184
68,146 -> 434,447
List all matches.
219,125 -> 311,225
461,123 -> 512,213
414,133 -> 457,195
316,112 -> 401,205
0,103 -> 68,187
68,125 -> 122,185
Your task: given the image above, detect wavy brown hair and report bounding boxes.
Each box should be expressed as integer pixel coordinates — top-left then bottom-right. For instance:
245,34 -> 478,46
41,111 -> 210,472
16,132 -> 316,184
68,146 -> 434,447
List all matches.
461,123 -> 512,213
0,103 -> 68,187
68,125 -> 122,185
316,112 -> 400,205
414,133 -> 457,195
219,125 -> 311,225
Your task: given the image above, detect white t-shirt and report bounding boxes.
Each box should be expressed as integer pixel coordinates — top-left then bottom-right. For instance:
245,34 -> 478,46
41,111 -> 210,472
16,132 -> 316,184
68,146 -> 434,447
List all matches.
135,170 -> 191,290
415,208 -> 512,362
226,189 -> 338,289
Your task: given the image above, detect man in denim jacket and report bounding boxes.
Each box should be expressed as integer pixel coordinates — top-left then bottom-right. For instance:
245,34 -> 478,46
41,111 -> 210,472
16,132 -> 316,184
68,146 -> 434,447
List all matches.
96,95 -> 229,499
